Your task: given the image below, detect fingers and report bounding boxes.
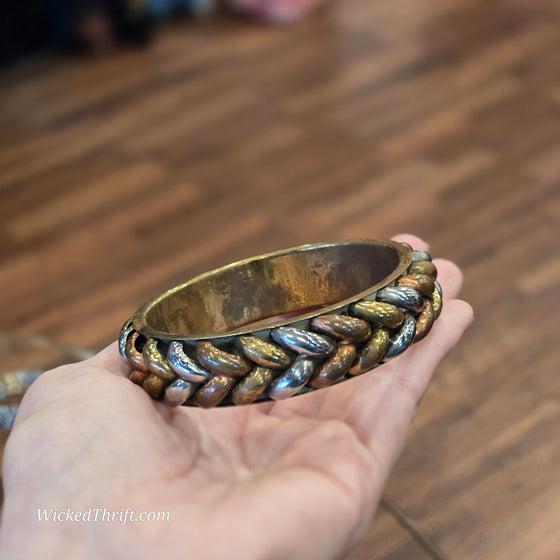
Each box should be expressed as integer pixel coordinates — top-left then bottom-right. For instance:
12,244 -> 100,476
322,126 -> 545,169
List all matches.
84,341 -> 131,377
392,233 -> 464,300
373,298 -> 473,403
345,298 -> 473,470
391,234 -> 429,251
433,258 -> 463,300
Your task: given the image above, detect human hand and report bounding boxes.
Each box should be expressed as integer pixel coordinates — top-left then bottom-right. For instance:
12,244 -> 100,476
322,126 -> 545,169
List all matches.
0,235 -> 473,560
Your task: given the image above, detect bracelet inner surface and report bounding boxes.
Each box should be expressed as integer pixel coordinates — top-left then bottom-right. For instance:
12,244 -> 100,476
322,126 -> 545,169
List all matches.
134,240 -> 411,341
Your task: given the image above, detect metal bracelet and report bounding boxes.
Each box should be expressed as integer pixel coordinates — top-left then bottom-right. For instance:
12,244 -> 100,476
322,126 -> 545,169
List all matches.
119,239 -> 442,408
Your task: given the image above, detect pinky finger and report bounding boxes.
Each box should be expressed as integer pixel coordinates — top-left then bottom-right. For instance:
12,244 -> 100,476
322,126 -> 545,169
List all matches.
345,299 -> 473,472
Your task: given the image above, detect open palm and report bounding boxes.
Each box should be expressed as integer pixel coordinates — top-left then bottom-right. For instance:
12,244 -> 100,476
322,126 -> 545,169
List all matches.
0,235 -> 473,560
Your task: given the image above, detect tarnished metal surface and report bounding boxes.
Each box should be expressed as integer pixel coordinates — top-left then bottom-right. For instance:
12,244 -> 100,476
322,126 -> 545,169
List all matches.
119,240 -> 443,407
349,328 -> 389,375
195,375 -> 237,408
231,366 -> 275,405
311,314 -> 371,343
237,335 -> 292,369
196,341 -> 251,377
119,317 -> 134,359
350,301 -> 404,329
142,374 -> 167,399
143,339 -> 176,381
415,300 -> 435,342
396,274 -> 435,298
432,280 -> 443,320
124,332 -> 148,372
309,344 -> 356,388
129,369 -> 148,386
408,260 -> 437,278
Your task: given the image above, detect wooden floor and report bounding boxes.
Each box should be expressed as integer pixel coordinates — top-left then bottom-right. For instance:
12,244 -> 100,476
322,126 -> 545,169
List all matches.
1,0 -> 559,558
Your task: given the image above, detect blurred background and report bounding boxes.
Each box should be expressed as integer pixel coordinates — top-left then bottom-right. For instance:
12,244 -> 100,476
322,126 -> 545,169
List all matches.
0,0 -> 559,558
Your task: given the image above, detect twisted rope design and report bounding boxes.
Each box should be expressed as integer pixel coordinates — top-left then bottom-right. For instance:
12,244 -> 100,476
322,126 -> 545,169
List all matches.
119,250 -> 442,408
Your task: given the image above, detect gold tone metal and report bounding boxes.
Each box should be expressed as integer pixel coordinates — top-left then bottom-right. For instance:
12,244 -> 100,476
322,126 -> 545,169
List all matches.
415,300 -> 434,341
311,314 -> 371,343
396,274 -> 435,298
129,370 -> 148,386
125,332 -> 148,372
195,375 -> 237,408
350,301 -> 404,329
408,260 -> 437,278
142,374 -> 167,399
131,240 -> 411,341
432,282 -> 443,320
142,338 -> 176,381
231,366 -> 275,405
237,335 -> 292,369
120,240 -> 444,407
349,328 -> 390,375
196,341 -> 252,377
309,344 -> 356,388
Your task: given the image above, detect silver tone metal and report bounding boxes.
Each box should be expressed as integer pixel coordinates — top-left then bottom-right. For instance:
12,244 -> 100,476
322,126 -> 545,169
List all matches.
376,286 -> 424,313
164,378 -> 197,407
271,327 -> 336,358
385,314 -> 417,359
411,250 -> 432,262
119,240 -> 444,407
119,317 -> 134,359
168,341 -> 212,383
268,355 -> 316,400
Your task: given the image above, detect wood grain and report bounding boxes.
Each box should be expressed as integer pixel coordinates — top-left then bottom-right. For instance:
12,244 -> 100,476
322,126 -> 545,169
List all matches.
1,0 -> 559,558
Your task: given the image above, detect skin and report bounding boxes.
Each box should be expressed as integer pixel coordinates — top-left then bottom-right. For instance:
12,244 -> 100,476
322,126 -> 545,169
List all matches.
0,235 -> 473,560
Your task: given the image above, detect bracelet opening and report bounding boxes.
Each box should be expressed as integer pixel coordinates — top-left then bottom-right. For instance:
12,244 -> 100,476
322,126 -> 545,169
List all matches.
138,240 -> 410,339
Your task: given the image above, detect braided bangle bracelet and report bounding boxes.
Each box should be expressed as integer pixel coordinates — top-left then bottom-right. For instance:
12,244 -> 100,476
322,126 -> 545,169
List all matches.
119,240 -> 441,408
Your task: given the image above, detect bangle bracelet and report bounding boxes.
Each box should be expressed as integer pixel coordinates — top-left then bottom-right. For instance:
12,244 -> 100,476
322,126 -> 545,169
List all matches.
119,239 -> 442,408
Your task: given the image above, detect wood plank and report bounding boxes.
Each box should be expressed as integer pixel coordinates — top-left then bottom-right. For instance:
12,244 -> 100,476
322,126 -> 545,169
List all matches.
1,0 -> 559,558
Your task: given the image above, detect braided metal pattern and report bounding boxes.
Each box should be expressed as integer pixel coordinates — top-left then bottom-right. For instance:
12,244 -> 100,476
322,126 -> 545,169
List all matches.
119,250 -> 442,408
